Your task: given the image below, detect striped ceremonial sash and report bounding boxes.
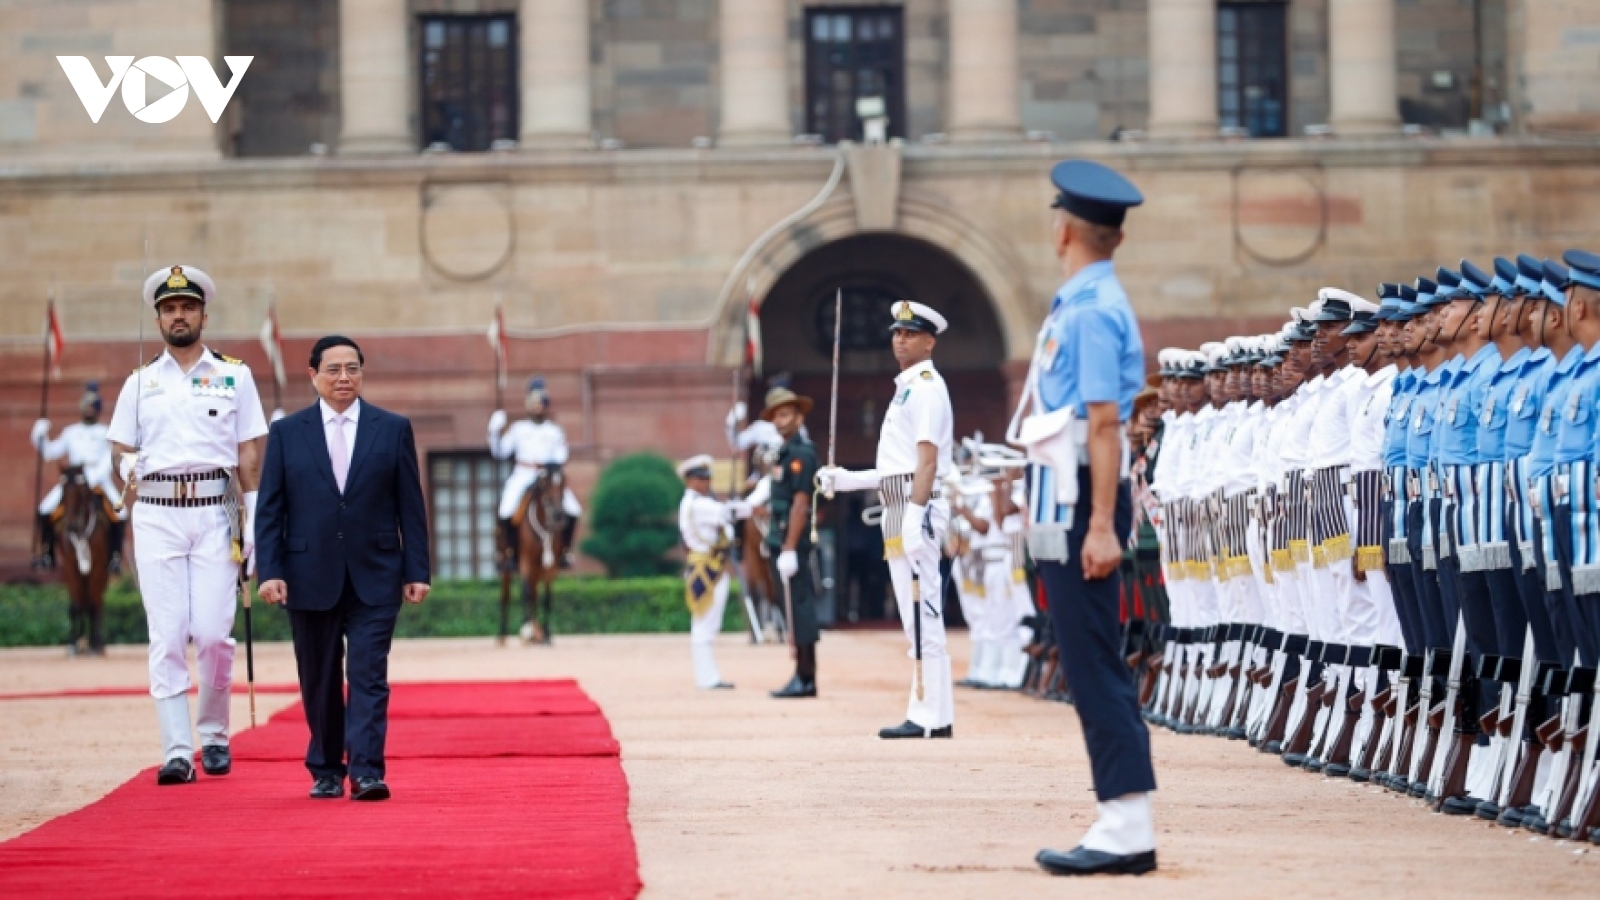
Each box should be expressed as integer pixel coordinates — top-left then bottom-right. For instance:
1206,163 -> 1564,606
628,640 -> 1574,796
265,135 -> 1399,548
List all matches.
1350,469 -> 1385,573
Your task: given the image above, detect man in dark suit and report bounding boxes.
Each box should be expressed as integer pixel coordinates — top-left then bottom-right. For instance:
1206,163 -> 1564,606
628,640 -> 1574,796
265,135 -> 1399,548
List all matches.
256,335 -> 431,801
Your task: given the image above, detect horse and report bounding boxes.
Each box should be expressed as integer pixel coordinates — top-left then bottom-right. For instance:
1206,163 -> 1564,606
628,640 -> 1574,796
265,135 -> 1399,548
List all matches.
497,463 -> 567,646
736,505 -> 782,641
55,465 -> 114,655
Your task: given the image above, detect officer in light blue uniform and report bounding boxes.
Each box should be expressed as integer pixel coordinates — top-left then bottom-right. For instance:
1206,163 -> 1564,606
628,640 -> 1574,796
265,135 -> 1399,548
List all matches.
1406,277 -> 1457,652
1503,255 -> 1565,669
1525,260 -> 1586,667
1549,255 -> 1600,665
1568,250 -> 1600,659
1380,285 -> 1426,655
1026,160 -> 1157,878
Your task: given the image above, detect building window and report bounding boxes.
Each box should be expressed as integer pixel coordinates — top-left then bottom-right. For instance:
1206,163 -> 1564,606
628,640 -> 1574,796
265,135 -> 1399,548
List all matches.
429,451 -> 510,580
420,15 -> 518,151
1218,2 -> 1288,138
812,283 -> 905,355
804,7 -> 906,144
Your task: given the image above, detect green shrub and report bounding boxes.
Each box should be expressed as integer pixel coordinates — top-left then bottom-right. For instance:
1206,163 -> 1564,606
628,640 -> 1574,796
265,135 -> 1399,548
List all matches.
0,576 -> 747,647
580,451 -> 684,578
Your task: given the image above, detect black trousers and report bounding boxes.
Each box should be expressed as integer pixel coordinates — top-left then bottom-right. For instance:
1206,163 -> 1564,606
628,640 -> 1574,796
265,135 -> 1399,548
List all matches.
768,551 -> 819,648
1548,504 -> 1587,664
1038,470 -> 1156,802
1518,514 -> 1564,663
287,574 -> 401,781
1406,501 -> 1449,650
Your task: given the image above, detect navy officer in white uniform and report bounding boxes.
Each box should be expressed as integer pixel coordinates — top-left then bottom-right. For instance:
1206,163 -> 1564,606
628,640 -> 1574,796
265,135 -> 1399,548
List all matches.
1019,161 -> 1158,876
108,265 -> 269,785
818,301 -> 956,739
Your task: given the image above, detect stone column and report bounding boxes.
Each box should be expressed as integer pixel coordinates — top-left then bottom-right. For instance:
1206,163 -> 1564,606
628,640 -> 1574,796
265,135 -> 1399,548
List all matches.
717,0 -> 791,146
947,0 -> 1022,142
520,0 -> 593,149
1329,0 -> 1400,135
1147,0 -> 1218,139
337,0 -> 412,154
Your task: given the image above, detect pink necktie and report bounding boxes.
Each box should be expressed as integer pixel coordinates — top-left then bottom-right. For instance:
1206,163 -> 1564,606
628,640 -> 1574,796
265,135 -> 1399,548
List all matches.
330,415 -> 349,493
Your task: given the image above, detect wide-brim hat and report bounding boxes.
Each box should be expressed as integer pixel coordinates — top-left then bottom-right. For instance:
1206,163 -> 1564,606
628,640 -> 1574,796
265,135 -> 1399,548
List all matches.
143,264 -> 215,308
759,387 -> 813,421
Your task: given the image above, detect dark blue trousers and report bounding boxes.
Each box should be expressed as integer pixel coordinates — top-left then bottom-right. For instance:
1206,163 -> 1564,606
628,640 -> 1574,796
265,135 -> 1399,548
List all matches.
287,574 -> 401,781
1548,504 -> 1589,664
1518,514 -> 1564,663
1039,471 -> 1156,802
1406,501 -> 1449,649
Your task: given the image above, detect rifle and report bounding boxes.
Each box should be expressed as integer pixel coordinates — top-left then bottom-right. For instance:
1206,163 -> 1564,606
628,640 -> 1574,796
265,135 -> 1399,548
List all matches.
1496,659 -> 1559,824
1430,647 -> 1491,812
1545,667 -> 1595,836
1406,645 -> 1452,794
1324,646 -> 1372,775
1486,633 -> 1536,818
1260,633 -> 1306,753
1282,643 -> 1329,762
1380,652 -> 1424,788
1351,684 -> 1392,780
1563,673 -> 1600,840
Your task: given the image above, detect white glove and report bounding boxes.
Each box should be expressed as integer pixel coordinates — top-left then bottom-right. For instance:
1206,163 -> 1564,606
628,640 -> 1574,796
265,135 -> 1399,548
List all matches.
30,419 -> 50,449
725,500 -> 753,521
818,466 -> 881,494
242,490 -> 258,575
488,409 -> 508,433
900,503 -> 928,558
776,549 -> 799,581
118,452 -> 139,484
725,403 -> 747,430
744,477 -> 771,509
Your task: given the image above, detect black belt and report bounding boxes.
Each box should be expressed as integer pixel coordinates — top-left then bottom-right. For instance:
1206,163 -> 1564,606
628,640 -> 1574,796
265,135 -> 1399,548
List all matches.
139,495 -> 226,508
142,468 -> 229,483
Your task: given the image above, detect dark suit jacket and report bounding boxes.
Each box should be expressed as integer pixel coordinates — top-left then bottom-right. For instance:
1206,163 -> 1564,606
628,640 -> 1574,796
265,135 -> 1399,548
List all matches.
256,400 -> 430,611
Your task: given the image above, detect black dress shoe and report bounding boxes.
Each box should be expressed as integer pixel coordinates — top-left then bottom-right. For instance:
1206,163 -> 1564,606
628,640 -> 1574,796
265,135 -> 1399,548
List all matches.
156,757 -> 195,785
1262,740 -> 1284,754
1473,800 -> 1500,821
1036,846 -> 1157,877
710,682 -> 735,690
1324,762 -> 1352,778
310,777 -> 344,799
351,777 -> 391,802
878,720 -> 953,739
769,675 -> 816,699
1496,805 -> 1528,828
1522,814 -> 1550,834
1283,752 -> 1308,767
1441,795 -> 1479,816
1304,757 -> 1326,773
200,744 -> 231,776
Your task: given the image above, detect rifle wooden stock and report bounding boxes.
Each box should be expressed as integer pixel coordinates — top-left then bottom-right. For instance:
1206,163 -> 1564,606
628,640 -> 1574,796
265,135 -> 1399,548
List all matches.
1284,682 -> 1328,756
1138,658 -> 1160,708
1504,736 -> 1545,812
1547,726 -> 1588,833
1431,717 -> 1478,811
1413,702 -> 1446,785
1389,702 -> 1420,784
1326,689 -> 1366,768
1537,713 -> 1565,752
1261,676 -> 1299,748
1357,691 -> 1391,773
1478,708 -> 1501,736
1573,753 -> 1600,839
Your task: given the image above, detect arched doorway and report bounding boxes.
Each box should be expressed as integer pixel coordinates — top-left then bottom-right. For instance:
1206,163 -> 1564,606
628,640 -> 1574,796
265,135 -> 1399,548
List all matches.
753,233 -> 1009,625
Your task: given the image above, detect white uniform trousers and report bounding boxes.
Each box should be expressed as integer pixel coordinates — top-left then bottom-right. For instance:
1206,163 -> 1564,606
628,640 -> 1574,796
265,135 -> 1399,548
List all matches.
690,572 -> 731,689
952,556 -> 987,682
39,477 -> 129,519
979,556 -> 1024,687
132,501 -> 237,759
887,500 -> 952,730
497,467 -> 583,519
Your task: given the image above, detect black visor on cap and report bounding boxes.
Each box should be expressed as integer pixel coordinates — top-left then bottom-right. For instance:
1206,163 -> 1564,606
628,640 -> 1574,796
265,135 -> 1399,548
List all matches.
1052,192 -> 1128,228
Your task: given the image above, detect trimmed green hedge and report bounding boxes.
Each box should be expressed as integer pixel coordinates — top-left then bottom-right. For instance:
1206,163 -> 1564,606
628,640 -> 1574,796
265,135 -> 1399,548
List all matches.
0,576 -> 748,648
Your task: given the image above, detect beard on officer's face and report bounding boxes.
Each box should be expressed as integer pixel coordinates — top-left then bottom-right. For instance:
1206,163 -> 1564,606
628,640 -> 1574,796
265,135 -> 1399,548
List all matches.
161,321 -> 200,348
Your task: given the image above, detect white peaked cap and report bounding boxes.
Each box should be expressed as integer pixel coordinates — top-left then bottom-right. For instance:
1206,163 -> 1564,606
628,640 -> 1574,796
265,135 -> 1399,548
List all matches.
1319,287 -> 1366,307
1349,296 -> 1381,315
142,265 -> 217,308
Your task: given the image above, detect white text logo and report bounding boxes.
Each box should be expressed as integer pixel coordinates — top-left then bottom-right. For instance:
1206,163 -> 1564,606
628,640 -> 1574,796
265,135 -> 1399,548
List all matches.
57,56 -> 252,124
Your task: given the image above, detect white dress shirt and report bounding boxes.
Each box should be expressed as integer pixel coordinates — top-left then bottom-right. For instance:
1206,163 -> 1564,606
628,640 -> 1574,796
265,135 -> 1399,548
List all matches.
321,397 -> 361,472
107,347 -> 270,478
1349,366 -> 1397,473
876,359 -> 953,479
490,417 -> 570,466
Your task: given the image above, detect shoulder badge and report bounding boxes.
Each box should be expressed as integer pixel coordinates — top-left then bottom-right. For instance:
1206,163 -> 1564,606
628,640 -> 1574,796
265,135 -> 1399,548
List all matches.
211,349 -> 244,365
133,352 -> 162,373
789,459 -> 803,474
919,370 -> 933,381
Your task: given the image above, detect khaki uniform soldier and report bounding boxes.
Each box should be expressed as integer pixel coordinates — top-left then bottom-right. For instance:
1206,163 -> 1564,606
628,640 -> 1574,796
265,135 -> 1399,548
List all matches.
108,265 -> 268,785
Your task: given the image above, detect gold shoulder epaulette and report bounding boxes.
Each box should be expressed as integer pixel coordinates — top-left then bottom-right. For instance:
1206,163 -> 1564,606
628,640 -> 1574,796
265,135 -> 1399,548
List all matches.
211,350 -> 244,365
132,353 -> 162,373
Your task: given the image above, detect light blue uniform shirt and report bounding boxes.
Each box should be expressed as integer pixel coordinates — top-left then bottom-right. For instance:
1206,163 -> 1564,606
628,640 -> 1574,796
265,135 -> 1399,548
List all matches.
1527,345 -> 1586,479
1554,344 -> 1600,464
1504,348 -> 1555,461
1438,344 -> 1500,465
1406,358 -> 1457,471
1479,347 -> 1530,462
1036,260 -> 1145,421
1383,368 -> 1419,469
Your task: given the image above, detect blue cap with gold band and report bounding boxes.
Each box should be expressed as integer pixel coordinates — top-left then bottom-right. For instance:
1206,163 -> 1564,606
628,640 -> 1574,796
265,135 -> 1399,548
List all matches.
1565,249 -> 1600,293
1515,255 -> 1544,296
888,300 -> 948,335
1049,160 -> 1144,228
1459,260 -> 1495,298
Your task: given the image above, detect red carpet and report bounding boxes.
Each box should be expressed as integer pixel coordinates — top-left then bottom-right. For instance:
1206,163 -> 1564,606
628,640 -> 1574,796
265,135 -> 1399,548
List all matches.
0,680 -> 641,899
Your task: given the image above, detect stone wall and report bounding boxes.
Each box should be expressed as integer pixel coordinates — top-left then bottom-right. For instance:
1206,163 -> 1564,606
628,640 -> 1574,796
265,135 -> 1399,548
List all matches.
1510,0 -> 1600,133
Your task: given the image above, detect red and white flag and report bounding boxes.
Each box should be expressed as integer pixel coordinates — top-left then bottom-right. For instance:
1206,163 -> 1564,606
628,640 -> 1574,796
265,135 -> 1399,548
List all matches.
258,300 -> 286,390
44,299 -> 65,380
488,300 -> 508,391
744,289 -> 763,379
